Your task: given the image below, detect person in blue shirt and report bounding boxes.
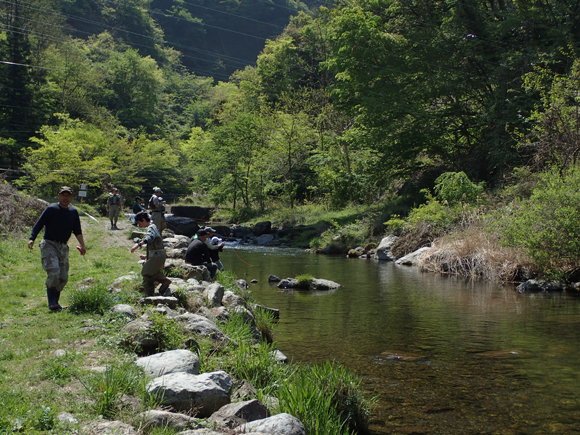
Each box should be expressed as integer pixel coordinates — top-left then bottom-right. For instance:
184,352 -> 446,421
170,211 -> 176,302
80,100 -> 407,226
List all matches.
28,186 -> 86,310
132,196 -> 146,214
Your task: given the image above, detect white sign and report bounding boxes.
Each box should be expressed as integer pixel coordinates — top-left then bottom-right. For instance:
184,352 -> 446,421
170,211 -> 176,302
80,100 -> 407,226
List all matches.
80,184 -> 88,190
78,191 -> 87,197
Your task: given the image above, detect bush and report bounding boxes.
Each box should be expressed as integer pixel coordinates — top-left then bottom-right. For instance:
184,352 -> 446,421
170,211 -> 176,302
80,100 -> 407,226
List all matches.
497,166 -> 580,275
406,192 -> 457,230
148,312 -> 187,352
433,171 -> 484,205
68,283 -> 115,314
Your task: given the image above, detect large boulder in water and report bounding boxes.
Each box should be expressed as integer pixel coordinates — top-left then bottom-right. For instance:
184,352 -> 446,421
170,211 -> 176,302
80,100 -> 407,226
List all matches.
395,246 -> 431,266
165,216 -> 199,237
374,235 -> 399,261
253,221 -> 271,236
171,205 -> 213,221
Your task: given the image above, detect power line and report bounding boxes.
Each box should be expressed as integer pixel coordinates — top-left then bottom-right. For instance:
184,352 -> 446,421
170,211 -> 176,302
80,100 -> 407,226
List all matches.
0,0 -> 265,72
153,0 -> 287,30
2,4 -> 254,71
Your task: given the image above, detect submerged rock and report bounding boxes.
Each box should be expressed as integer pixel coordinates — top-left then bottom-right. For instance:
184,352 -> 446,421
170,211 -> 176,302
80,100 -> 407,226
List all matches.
379,350 -> 424,362
473,350 -> 524,359
516,279 -> 566,293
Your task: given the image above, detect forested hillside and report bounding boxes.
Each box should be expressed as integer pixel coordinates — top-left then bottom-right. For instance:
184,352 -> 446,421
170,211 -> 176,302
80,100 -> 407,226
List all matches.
1,0 -> 579,213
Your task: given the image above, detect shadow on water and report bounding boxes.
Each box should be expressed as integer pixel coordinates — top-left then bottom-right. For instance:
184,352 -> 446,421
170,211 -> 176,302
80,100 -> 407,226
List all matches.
221,246 -> 580,434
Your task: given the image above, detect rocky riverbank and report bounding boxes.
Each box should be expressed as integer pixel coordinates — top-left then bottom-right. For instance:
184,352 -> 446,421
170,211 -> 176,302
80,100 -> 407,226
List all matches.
54,232 -> 368,435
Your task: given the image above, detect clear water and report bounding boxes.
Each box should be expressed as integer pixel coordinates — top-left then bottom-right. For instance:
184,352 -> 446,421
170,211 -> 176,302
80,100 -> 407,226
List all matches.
221,245 -> 580,434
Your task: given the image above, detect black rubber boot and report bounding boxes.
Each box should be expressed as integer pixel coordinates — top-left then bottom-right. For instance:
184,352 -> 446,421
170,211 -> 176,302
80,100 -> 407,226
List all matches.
47,288 -> 62,310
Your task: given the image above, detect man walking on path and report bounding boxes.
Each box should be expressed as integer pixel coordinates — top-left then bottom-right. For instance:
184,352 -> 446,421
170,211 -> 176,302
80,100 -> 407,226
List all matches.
28,186 -> 87,310
106,187 -> 123,229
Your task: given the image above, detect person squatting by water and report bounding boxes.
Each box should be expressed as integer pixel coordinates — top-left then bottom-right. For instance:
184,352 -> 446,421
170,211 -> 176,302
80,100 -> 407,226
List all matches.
107,187 -> 123,230
130,211 -> 171,296
204,226 -> 225,270
132,196 -> 146,214
185,229 -> 218,278
28,186 -> 87,310
148,187 -> 166,232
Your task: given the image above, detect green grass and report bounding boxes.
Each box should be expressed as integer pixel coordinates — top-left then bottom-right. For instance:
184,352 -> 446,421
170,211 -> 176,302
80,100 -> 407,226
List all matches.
68,282 -> 116,314
295,273 -> 314,289
270,361 -> 376,435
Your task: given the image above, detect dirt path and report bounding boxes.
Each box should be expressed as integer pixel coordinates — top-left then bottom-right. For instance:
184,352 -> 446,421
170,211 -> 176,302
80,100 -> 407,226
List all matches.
80,212 -> 136,249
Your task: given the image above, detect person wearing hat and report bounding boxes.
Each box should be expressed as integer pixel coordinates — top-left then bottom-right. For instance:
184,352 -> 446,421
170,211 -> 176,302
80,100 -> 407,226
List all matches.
106,187 -> 123,230
204,226 -> 225,270
185,229 -> 218,278
28,186 -> 87,310
148,187 -> 166,232
130,211 -> 171,296
132,196 -> 146,214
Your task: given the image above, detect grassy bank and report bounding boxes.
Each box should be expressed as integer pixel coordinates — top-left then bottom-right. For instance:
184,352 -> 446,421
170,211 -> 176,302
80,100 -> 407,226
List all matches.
0,204 -> 374,434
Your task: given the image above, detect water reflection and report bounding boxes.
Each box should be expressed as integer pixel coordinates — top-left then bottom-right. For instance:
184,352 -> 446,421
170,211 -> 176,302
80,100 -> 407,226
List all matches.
221,247 -> 580,434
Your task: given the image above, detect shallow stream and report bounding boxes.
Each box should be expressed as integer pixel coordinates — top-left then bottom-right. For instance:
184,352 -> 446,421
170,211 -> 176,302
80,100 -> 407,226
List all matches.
220,245 -> 580,434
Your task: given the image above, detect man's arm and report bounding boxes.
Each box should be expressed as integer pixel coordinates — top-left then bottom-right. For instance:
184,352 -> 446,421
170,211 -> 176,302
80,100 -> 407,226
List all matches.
205,238 -> 220,250
28,207 -> 49,249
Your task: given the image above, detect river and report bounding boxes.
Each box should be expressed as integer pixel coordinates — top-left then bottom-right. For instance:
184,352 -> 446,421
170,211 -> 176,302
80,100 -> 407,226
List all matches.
220,245 -> 580,434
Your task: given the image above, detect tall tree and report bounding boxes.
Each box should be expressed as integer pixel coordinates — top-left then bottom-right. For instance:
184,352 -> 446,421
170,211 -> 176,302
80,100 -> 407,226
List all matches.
0,0 -> 37,168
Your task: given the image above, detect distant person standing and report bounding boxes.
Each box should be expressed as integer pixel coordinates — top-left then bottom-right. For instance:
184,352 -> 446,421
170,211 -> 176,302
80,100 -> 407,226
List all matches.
130,211 -> 171,296
148,187 -> 166,232
28,186 -> 87,310
132,196 -> 146,214
106,187 -> 123,230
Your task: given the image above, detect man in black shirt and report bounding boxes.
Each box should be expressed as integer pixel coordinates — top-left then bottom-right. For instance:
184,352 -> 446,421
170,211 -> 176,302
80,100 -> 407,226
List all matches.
184,229 -> 218,278
28,186 -> 86,310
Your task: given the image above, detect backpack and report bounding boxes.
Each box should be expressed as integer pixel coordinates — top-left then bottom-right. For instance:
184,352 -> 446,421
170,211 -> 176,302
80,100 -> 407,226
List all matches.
148,195 -> 156,210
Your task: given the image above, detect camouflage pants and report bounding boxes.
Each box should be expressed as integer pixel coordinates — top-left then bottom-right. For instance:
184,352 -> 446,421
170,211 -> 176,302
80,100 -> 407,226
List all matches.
141,250 -> 167,295
39,239 -> 69,291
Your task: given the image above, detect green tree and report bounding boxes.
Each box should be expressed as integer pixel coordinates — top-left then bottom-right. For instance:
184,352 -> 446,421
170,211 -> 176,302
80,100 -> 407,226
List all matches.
518,58 -> 580,175
43,38 -> 106,120
104,48 -> 165,132
267,109 -> 316,208
322,0 -> 580,186
21,117 -> 122,196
